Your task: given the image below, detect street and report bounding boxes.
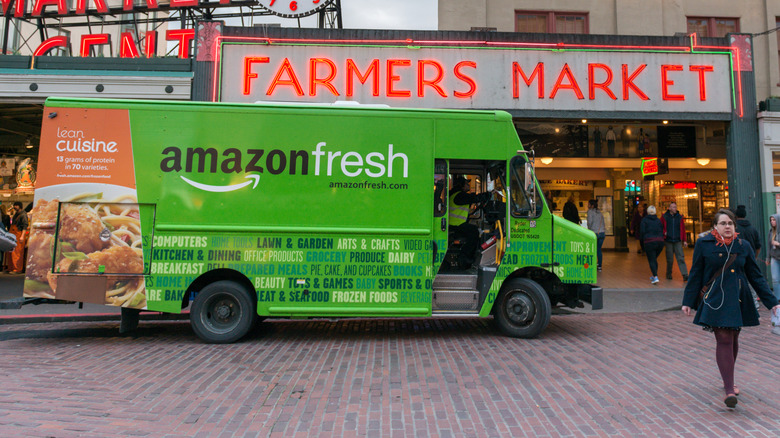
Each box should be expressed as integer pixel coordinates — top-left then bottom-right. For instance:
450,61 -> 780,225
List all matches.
1,311 -> 779,437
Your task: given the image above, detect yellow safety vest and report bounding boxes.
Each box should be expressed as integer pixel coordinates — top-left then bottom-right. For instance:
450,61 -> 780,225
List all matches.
448,192 -> 469,226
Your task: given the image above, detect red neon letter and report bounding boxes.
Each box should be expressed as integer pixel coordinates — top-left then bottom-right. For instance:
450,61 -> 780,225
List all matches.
170,0 -> 197,6
386,59 -> 411,98
661,65 -> 684,101
243,56 -> 269,95
550,63 -> 584,100
453,61 -> 477,98
80,34 -> 110,57
144,31 -> 157,58
689,65 -> 714,101
32,0 -> 66,16
346,59 -> 379,97
417,60 -> 447,98
125,0 -> 158,10
588,63 -> 617,100
309,58 -> 340,97
2,0 -> 27,18
119,33 -> 140,58
621,64 -> 649,100
33,36 -> 68,56
166,29 -> 195,59
512,62 -> 544,99
76,0 -> 108,14
267,58 -> 304,96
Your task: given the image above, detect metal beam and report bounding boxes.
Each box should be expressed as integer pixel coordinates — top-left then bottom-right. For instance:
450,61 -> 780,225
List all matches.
0,117 -> 39,138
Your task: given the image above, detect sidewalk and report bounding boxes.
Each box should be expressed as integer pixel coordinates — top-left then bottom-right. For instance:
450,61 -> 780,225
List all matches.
0,274 -> 188,324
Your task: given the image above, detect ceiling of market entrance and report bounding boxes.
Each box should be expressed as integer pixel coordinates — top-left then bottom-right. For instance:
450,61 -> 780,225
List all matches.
0,104 -> 42,159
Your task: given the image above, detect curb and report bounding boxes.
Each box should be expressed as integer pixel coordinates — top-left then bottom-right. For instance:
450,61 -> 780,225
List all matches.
0,312 -> 190,325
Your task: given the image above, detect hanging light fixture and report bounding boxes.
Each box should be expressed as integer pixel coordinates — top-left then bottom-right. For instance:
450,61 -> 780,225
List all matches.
540,157 -> 554,165
24,138 -> 33,149
696,158 -> 710,166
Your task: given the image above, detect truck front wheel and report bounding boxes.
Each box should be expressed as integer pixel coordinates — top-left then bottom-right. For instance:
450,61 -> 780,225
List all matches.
494,278 -> 551,338
190,280 -> 257,343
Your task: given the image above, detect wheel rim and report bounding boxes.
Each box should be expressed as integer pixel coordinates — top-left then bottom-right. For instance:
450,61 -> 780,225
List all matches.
201,292 -> 243,335
504,290 -> 536,327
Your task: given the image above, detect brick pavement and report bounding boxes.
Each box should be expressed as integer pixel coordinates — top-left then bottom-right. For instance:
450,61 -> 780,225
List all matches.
0,312 -> 779,437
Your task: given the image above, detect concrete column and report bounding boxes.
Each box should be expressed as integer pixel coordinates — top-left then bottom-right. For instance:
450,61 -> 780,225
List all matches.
727,34 -> 765,258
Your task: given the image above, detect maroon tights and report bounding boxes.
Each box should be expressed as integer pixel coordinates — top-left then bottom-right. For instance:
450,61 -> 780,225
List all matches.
713,328 -> 740,395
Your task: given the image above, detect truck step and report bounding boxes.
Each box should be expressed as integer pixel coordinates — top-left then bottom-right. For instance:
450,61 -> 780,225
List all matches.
433,273 -> 478,290
432,289 -> 479,311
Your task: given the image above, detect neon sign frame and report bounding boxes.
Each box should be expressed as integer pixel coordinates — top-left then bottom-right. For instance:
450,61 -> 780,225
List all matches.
210,33 -> 742,117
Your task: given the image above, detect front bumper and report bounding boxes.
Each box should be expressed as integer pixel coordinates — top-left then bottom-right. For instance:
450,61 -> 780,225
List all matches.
578,285 -> 603,310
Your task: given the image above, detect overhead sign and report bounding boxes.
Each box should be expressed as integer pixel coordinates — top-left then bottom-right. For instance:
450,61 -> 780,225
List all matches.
219,42 -> 734,113
641,158 -> 659,177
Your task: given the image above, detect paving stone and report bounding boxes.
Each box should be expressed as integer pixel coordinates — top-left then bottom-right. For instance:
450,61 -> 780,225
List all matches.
1,312 -> 779,436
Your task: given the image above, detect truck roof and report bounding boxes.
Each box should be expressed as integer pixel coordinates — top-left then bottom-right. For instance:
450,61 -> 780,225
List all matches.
44,97 -> 514,122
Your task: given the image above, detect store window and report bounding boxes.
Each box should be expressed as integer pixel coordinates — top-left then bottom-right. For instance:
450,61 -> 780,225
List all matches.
516,11 -> 588,34
686,17 -> 739,37
772,151 -> 780,188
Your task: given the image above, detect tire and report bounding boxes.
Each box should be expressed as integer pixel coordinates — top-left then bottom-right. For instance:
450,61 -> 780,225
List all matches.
190,280 -> 257,343
493,278 -> 551,338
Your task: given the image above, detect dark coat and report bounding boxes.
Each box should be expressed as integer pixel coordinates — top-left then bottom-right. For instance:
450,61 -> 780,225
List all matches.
639,214 -> 664,244
682,234 -> 779,328
563,201 -> 579,224
735,218 -> 760,253
630,208 -> 646,237
661,210 -> 686,242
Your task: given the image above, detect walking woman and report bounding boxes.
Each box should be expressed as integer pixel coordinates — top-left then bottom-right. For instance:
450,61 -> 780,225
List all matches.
768,214 -> 780,300
587,199 -> 606,272
8,201 -> 27,274
639,205 -> 664,284
682,209 -> 780,408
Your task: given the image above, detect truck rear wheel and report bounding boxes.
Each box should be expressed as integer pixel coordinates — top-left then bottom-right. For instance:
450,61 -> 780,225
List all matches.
190,280 -> 257,343
494,278 -> 551,338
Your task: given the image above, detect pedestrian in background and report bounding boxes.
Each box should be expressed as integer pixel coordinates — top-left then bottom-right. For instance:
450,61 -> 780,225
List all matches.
0,206 -> 10,272
563,196 -> 580,224
587,199 -> 606,272
1,206 -> 9,231
631,203 -> 647,254
639,205 -> 664,284
768,214 -> 780,300
734,205 -> 761,258
8,201 -> 27,274
682,209 -> 780,408
734,205 -> 763,309
661,202 -> 688,281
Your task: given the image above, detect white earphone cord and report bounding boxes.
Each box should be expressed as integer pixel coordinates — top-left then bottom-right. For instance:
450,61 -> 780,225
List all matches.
704,241 -> 733,311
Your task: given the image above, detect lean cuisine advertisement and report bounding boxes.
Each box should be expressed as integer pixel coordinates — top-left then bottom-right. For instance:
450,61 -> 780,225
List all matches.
24,107 -> 147,309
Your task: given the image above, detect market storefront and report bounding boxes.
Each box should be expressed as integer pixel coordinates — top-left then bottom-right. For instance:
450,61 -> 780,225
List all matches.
518,118 -> 730,250
194,27 -> 752,256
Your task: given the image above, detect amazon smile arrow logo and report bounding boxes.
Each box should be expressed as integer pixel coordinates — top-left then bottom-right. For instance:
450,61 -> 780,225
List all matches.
180,174 -> 260,192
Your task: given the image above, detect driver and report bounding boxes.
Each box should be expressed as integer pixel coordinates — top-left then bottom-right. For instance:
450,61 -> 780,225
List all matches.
449,175 -> 491,270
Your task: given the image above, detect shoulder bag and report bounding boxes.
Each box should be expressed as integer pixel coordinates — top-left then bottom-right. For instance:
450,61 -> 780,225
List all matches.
699,253 -> 737,302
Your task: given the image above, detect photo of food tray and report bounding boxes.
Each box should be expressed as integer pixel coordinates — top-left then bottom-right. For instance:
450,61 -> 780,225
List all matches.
23,183 -> 147,309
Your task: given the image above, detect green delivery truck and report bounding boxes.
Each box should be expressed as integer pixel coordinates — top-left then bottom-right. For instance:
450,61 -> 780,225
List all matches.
23,97 -> 602,343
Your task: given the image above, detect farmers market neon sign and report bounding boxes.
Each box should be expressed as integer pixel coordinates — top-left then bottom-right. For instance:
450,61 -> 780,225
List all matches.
215,35 -> 743,116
